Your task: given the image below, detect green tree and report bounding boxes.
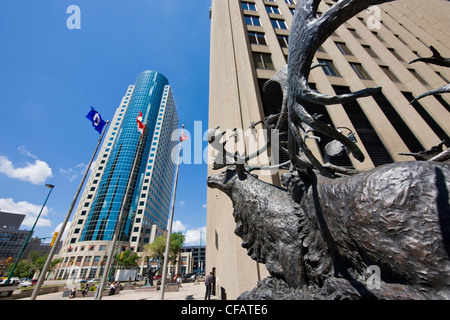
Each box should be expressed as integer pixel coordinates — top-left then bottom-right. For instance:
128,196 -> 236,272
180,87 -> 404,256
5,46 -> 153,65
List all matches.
114,249 -> 139,269
169,232 -> 185,265
5,251 -> 62,279
6,260 -> 34,279
141,232 -> 185,272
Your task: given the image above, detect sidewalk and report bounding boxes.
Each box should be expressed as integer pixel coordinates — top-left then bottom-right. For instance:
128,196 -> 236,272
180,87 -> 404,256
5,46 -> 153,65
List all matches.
16,281 -> 219,301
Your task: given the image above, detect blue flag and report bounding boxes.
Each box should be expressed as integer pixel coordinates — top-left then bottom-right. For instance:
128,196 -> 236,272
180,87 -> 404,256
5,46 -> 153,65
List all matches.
86,107 -> 106,134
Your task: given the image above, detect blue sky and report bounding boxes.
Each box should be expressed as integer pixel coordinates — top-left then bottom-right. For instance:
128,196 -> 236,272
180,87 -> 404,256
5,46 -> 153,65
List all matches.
0,0 -> 211,246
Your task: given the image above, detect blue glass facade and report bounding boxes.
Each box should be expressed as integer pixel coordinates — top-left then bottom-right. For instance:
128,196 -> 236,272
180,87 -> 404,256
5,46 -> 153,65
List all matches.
81,71 -> 173,242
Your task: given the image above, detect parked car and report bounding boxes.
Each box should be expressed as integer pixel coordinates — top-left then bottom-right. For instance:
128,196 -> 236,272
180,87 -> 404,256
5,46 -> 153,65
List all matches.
18,280 -> 33,288
87,278 -> 101,284
183,273 -> 196,282
74,279 -> 86,284
0,277 -> 20,285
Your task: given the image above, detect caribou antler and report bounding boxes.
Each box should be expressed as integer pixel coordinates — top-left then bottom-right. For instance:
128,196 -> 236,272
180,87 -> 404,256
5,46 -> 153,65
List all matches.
207,122 -> 277,170
409,46 -> 450,103
284,0 -> 395,178
209,1 -> 397,179
409,46 -> 450,68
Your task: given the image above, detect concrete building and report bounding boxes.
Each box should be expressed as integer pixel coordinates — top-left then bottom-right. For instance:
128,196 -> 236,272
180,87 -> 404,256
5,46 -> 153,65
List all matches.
182,245 -> 206,276
207,0 -> 450,299
0,211 -> 28,274
0,211 -> 62,276
53,70 -> 179,281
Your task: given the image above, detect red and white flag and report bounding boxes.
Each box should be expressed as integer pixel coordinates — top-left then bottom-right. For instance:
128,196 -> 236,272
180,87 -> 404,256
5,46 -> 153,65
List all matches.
137,111 -> 145,136
180,128 -> 188,142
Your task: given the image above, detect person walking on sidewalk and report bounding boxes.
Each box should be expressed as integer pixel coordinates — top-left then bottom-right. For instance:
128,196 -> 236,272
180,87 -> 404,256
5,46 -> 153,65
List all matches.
205,272 -> 213,300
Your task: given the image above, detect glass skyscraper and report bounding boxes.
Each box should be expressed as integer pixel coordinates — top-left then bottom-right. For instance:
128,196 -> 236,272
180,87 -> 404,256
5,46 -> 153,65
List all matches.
53,70 -> 179,280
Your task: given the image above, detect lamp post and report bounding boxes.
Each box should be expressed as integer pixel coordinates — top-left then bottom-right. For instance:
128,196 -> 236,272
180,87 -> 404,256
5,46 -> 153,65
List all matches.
6,184 -> 54,283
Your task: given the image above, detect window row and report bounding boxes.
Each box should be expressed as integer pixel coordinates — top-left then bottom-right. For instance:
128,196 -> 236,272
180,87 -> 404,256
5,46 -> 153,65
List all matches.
317,58 -> 430,85
244,15 -> 288,30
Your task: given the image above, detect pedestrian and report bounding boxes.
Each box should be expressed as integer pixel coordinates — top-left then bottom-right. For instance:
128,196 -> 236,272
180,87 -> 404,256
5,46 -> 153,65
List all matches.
82,283 -> 89,297
205,272 -> 213,300
109,281 -> 116,295
69,287 -> 76,298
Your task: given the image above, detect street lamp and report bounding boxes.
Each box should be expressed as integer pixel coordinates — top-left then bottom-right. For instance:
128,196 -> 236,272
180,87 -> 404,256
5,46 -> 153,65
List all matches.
6,184 -> 54,283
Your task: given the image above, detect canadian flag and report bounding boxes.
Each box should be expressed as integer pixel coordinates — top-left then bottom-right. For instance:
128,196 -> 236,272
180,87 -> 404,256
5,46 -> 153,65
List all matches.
180,128 -> 188,142
136,111 -> 145,136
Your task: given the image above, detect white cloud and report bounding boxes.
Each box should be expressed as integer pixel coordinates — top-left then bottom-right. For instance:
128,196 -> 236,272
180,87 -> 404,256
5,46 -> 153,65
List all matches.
0,149 -> 52,185
179,200 -> 186,207
172,220 -> 186,233
0,198 -> 52,228
184,226 -> 206,246
171,220 -> 207,246
59,163 -> 87,182
53,221 -> 71,241
202,204 -> 207,208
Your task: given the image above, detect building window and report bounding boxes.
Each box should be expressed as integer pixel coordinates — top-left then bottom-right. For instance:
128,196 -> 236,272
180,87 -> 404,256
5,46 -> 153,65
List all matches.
277,35 -> 289,48
248,32 -> 267,45
372,91 -> 424,153
285,0 -> 296,4
388,48 -> 404,62
395,34 -> 408,46
335,42 -> 353,55
348,28 -> 361,39
317,59 -> 341,77
252,52 -> 275,70
436,71 -> 449,83
266,5 -> 280,14
362,45 -> 379,59
380,66 -> 400,82
334,86 -> 394,167
403,91 -> 450,143
350,63 -> 372,80
244,15 -> 261,27
271,19 -> 288,30
408,69 -> 428,86
372,31 -> 385,42
241,1 -> 256,11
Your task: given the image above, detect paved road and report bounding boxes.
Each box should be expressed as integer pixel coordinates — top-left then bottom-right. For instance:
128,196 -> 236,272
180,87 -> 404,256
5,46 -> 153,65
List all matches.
17,281 -> 218,301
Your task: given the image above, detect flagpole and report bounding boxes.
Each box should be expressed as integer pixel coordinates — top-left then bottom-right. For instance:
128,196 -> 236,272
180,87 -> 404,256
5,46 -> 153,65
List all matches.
95,132 -> 145,300
160,125 -> 184,300
30,120 -> 110,300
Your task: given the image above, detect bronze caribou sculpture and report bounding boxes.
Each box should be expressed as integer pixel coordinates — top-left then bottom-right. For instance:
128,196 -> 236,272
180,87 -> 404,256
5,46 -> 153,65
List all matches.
207,0 -> 450,299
